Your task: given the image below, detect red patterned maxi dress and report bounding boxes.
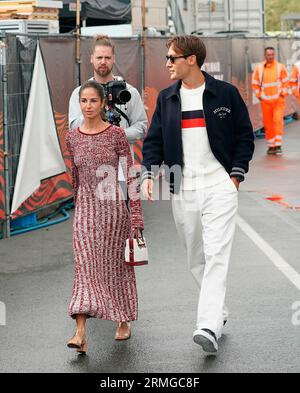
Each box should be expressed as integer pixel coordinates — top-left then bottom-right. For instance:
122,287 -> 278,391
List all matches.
66,125 -> 144,322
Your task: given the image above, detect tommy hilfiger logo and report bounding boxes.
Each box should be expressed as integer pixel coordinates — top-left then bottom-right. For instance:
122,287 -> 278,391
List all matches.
213,107 -> 231,119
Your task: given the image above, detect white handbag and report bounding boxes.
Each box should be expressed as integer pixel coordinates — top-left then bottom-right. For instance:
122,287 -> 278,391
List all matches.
125,231 -> 148,266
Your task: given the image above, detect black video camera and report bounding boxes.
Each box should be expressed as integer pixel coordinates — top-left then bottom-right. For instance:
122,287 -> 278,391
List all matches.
103,80 -> 132,126
106,80 -> 131,105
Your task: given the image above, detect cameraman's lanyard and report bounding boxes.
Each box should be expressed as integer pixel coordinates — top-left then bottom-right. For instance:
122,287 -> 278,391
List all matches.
115,106 -> 130,127
114,106 -> 131,208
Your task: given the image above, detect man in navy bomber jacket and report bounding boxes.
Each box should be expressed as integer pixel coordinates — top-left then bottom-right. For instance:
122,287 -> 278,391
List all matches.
141,35 -> 254,355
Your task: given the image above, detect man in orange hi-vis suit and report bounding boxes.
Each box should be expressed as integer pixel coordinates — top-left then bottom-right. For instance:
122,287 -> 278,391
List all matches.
290,61 -> 300,108
252,47 -> 289,155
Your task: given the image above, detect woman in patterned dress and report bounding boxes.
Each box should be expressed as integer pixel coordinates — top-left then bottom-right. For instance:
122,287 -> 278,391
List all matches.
66,80 -> 144,354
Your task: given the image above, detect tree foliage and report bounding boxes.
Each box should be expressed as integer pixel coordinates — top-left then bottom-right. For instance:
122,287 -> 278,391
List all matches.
265,0 -> 300,31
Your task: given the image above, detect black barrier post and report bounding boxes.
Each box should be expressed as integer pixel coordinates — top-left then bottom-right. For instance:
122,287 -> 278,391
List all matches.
140,0 -> 146,100
0,36 -> 10,238
75,0 -> 81,87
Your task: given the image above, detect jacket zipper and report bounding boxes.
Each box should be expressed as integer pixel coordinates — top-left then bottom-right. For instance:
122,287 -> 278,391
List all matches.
176,92 -> 184,167
202,90 -> 207,126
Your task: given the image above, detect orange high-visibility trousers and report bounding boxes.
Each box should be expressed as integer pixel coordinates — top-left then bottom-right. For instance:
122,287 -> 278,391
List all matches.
260,97 -> 285,147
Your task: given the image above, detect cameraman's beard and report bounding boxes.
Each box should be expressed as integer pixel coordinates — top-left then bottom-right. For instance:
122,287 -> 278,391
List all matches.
95,65 -> 113,79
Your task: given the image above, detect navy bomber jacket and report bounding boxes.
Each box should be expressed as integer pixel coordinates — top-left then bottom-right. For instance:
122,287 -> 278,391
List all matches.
141,71 -> 255,194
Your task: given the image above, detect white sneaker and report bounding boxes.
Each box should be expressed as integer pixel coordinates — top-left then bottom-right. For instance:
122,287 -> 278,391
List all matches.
193,328 -> 218,354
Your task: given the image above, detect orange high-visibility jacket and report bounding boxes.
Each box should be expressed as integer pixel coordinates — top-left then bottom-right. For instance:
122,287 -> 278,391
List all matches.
290,61 -> 300,98
252,60 -> 289,102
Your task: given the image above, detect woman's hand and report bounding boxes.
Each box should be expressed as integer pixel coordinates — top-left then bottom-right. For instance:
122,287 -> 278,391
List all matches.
132,228 -> 144,245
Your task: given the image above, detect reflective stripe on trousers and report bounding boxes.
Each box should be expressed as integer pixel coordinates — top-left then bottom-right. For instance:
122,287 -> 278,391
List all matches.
260,97 -> 285,147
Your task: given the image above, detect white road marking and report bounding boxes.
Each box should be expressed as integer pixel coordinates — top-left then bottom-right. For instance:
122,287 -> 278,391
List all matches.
237,214 -> 300,291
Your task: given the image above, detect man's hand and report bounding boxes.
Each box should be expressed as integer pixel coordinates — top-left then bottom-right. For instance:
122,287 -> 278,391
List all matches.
141,179 -> 154,201
230,177 -> 240,190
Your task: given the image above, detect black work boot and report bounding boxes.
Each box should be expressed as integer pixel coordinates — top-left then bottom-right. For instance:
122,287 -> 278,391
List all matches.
267,147 -> 276,155
274,146 -> 283,155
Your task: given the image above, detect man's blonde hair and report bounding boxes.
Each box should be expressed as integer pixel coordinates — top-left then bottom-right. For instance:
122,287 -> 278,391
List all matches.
92,35 -> 115,54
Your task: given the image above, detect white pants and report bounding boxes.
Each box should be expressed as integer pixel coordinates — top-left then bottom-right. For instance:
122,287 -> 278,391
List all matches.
171,177 -> 238,339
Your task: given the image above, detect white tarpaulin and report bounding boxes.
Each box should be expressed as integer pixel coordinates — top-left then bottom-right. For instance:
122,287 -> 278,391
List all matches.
11,41 -> 66,214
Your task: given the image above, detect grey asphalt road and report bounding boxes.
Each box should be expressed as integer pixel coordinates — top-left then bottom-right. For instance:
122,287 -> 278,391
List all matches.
0,121 -> 300,373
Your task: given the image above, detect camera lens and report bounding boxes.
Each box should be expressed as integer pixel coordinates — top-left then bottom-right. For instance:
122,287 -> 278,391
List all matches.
118,89 -> 131,104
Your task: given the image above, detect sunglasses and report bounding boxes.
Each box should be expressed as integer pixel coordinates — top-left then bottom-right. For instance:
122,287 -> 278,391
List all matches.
166,54 -> 193,64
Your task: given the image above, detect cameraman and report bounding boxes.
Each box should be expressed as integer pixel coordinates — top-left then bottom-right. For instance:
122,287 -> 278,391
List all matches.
68,35 -> 147,157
